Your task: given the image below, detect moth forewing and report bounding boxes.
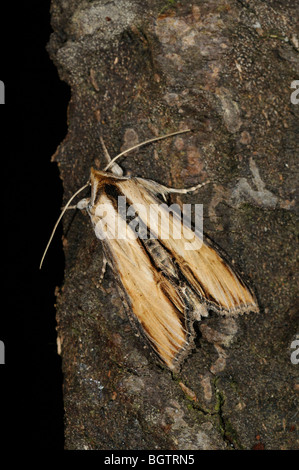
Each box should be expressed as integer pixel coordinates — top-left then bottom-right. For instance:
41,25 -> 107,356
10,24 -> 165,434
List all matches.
87,180 -> 191,369
113,176 -> 258,314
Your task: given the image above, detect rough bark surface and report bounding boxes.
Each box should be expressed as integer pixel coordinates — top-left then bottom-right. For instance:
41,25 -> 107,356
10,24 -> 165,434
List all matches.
48,0 -> 298,450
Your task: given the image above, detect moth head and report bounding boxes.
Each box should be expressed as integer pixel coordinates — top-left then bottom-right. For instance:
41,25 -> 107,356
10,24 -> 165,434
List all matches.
76,197 -> 90,210
76,168 -> 105,211
40,129 -> 192,269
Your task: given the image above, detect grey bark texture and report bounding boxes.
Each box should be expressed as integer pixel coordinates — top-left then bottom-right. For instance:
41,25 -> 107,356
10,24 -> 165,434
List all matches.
47,0 -> 298,450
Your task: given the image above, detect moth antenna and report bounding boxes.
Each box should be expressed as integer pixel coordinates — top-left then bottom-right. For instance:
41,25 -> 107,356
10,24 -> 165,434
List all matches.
39,182 -> 89,269
99,135 -> 123,176
104,128 -> 192,171
99,135 -> 112,163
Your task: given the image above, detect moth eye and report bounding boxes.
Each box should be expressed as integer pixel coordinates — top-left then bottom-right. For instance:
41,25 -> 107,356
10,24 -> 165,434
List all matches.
77,198 -> 90,210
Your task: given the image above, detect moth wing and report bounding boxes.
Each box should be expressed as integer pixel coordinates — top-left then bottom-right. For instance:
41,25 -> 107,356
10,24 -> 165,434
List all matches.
95,193 -> 191,370
119,177 -> 258,315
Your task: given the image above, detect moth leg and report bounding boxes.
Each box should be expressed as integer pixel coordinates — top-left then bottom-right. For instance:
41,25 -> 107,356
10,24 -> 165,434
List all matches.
97,256 -> 108,287
137,178 -> 209,201
162,180 -> 209,195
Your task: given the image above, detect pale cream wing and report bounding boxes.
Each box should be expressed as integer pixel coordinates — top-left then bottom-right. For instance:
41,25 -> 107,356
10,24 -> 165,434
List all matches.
91,193 -> 190,370
118,178 -> 258,315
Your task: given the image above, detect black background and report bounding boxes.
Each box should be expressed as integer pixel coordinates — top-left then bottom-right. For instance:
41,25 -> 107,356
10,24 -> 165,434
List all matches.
0,3 -> 68,449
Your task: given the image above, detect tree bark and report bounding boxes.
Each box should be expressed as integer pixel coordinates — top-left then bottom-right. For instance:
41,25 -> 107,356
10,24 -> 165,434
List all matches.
47,0 -> 298,450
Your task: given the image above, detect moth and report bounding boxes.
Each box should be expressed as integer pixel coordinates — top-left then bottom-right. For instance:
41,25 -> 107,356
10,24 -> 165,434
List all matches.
41,129 -> 259,371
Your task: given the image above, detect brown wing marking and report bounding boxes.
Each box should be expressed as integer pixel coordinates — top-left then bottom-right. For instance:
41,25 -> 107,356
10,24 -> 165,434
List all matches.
91,193 -> 189,369
118,178 -> 258,314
